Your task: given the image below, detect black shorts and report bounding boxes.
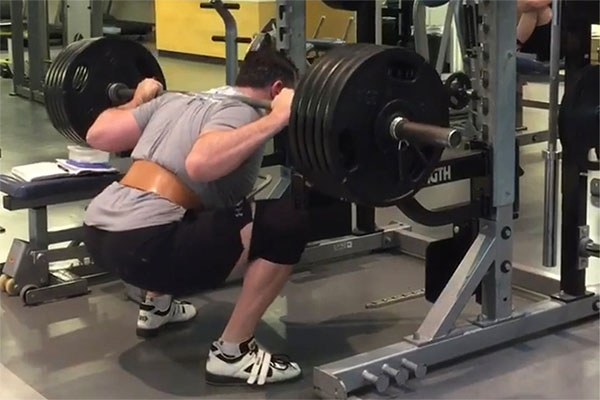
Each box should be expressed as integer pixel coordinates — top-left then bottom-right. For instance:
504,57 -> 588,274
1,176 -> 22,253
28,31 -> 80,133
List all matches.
521,22 -> 551,61
83,195 -> 309,296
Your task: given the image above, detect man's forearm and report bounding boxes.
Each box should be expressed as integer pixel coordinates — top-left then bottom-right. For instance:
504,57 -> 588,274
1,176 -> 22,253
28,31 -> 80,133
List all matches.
186,113 -> 286,182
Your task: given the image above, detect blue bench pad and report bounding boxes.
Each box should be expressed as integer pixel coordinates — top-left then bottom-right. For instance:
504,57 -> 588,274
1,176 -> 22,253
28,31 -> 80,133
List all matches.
0,173 -> 121,200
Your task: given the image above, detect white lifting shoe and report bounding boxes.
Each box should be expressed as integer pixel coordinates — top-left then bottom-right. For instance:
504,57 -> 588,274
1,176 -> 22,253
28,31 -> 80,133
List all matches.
206,338 -> 302,386
136,295 -> 197,338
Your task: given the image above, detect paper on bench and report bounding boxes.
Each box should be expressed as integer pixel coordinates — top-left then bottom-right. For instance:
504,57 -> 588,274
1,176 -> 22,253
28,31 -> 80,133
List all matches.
11,162 -> 70,182
56,159 -> 117,174
10,160 -> 117,182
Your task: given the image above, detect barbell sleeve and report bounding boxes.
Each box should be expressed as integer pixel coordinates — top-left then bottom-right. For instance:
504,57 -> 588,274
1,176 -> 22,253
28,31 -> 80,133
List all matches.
389,116 -> 461,149
107,82 -> 272,110
107,82 -> 133,104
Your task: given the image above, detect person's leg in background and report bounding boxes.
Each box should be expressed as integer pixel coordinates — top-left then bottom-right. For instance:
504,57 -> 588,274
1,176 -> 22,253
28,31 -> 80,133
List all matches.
207,194 -> 310,386
517,5 -> 553,52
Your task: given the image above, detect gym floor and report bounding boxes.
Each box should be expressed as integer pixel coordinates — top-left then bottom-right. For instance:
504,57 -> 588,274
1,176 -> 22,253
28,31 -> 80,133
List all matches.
0,48 -> 599,400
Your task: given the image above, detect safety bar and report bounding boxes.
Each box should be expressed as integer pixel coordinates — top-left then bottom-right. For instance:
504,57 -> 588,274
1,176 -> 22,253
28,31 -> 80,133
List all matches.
200,1 -> 239,9
211,35 -> 252,43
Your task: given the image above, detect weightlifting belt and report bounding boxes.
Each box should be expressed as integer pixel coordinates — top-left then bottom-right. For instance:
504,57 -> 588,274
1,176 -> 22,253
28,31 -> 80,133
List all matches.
120,160 -> 203,210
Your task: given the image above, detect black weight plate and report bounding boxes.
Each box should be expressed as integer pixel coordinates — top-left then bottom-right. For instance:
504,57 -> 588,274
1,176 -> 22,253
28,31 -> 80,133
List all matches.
444,71 -> 472,110
326,46 -> 448,206
309,45 -> 384,202
45,39 -> 91,143
290,56 -> 320,172
308,44 -> 369,173
319,45 -> 383,178
322,44 -> 385,182
300,48 -> 347,173
304,46 -> 376,201
558,64 -> 599,170
45,39 -> 111,143
290,53 -> 326,172
290,48 -> 351,174
53,42 -> 95,143
44,37 -> 166,144
312,44 -> 378,173
289,45 -> 377,202
67,37 -> 166,142
58,40 -> 94,143
47,39 -> 106,143
288,68 -> 309,171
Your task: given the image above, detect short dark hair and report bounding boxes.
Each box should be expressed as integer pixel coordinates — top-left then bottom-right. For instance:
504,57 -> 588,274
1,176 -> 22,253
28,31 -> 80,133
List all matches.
235,48 -> 298,88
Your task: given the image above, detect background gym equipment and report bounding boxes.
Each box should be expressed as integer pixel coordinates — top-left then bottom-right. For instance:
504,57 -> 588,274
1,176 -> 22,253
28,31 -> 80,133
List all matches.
558,64 -> 599,171
8,0 -> 55,103
43,36 -> 459,208
276,0 -> 307,74
102,0 -> 153,38
444,71 -> 472,110
541,0 -> 563,268
200,0 -> 243,85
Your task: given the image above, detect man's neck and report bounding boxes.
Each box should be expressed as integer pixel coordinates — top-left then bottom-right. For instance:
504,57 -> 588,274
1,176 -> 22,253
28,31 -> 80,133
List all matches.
235,86 -> 270,101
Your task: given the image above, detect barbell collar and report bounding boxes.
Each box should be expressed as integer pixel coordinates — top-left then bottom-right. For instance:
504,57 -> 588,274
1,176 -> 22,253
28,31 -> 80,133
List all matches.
107,82 -> 272,111
107,82 -> 132,104
389,116 -> 461,149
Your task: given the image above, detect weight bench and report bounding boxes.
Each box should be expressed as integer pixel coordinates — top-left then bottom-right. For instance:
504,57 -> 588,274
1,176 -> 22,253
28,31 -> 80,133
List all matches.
517,53 -> 564,109
0,173 -> 122,305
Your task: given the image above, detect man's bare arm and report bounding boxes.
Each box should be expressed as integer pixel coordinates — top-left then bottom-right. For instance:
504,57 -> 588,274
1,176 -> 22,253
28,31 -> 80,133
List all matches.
185,113 -> 286,182
86,79 -> 163,153
86,98 -> 144,152
185,88 -> 293,183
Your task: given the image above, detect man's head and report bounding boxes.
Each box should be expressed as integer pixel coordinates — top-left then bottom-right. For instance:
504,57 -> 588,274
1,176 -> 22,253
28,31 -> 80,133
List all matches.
235,48 -> 298,100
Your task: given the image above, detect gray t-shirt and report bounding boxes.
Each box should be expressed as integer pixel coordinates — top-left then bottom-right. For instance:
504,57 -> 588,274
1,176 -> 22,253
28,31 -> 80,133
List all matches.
84,86 -> 263,231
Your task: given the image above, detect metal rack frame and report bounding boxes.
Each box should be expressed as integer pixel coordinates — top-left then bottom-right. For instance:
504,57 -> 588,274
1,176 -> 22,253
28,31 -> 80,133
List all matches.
304,2 -> 599,398
9,0 -> 102,103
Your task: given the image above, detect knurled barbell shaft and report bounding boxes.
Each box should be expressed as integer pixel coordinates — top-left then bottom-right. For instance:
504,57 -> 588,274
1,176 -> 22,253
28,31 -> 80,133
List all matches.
390,116 -> 461,149
107,82 -> 272,110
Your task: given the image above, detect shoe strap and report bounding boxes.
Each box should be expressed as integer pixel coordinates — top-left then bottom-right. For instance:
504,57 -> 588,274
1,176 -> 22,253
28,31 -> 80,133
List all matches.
257,351 -> 272,385
246,349 -> 272,385
173,300 -> 192,315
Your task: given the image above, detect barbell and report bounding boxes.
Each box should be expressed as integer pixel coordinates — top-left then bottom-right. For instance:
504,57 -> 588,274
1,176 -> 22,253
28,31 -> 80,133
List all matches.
43,36 -> 458,207
107,84 -> 459,151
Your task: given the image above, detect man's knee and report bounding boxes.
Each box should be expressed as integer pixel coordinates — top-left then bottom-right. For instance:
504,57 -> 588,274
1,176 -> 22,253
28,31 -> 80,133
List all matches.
249,196 -> 310,265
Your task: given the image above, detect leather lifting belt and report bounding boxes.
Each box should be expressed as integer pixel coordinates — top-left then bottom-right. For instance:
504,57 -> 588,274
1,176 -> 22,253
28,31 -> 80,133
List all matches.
120,160 -> 203,210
